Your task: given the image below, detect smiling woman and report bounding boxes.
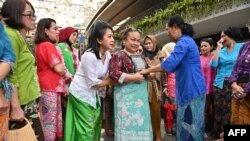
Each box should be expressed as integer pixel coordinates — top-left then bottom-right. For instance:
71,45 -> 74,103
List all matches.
108,27 -> 153,141
34,18 -> 69,141
64,20 -> 114,141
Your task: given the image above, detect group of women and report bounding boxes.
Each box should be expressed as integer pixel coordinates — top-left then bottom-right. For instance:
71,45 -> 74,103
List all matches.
1,0 -> 44,140
0,0 -> 250,141
0,0 -> 79,141
198,24 -> 250,141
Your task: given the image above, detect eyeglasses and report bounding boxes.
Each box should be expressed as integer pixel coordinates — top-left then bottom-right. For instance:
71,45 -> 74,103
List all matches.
21,13 -> 37,21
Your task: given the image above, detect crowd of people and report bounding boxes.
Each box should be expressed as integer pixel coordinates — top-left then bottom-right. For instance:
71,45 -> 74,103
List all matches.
0,0 -> 250,141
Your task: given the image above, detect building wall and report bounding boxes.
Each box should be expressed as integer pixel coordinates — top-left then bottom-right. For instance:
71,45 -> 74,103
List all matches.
0,0 -> 106,30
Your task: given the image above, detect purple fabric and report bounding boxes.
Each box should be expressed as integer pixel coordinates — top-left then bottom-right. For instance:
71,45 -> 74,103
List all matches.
230,41 -> 250,93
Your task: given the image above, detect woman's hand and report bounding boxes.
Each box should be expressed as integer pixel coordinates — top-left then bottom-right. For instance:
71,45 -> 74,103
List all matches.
147,73 -> 156,80
231,82 -> 246,99
133,73 -> 145,83
10,105 -> 24,121
139,69 -> 149,75
163,87 -> 168,97
217,39 -> 224,49
10,88 -> 24,121
54,63 -> 66,76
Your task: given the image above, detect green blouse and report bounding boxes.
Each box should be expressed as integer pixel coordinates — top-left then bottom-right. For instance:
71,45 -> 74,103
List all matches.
5,26 -> 40,105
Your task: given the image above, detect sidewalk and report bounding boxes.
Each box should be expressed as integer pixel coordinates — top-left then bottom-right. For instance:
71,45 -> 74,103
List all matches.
101,119 -> 176,141
100,119 -> 217,141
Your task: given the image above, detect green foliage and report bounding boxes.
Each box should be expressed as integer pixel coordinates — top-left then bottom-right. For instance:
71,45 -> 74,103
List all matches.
129,0 -> 247,36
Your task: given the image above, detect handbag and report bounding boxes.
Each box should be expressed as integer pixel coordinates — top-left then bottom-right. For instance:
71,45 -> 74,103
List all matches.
7,117 -> 37,141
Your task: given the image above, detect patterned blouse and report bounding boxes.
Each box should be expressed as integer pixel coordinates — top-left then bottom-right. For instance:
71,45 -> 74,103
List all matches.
109,50 -> 146,84
230,41 -> 250,93
35,41 -> 66,93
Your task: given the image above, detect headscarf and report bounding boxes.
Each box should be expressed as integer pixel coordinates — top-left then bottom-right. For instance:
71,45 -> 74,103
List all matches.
143,35 -> 159,60
59,27 -> 78,43
162,42 -> 176,58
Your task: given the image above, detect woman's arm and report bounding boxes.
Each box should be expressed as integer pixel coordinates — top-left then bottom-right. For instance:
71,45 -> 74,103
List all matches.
123,72 -> 145,83
140,64 -> 164,75
0,62 -> 12,115
0,88 -> 9,115
54,63 -> 66,76
10,87 -> 24,121
5,31 -> 24,121
0,62 -> 11,81
211,39 -> 223,67
94,77 -> 112,88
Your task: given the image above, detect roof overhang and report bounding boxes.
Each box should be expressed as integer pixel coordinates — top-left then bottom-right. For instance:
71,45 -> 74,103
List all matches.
156,4 -> 250,44
86,0 -> 165,32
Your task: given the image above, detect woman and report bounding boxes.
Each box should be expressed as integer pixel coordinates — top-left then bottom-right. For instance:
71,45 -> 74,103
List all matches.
34,18 -> 69,141
140,15 -> 206,141
229,19 -> 250,125
57,26 -> 80,131
143,35 -> 164,141
0,20 -> 15,141
109,27 -> 153,141
161,42 -> 177,136
58,26 -> 79,76
199,38 -> 216,134
65,20 -> 114,141
1,0 -> 44,140
210,27 -> 242,139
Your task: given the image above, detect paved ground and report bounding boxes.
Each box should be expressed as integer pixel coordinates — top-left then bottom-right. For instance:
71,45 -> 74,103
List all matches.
59,119 -> 216,141
100,119 -> 176,141
100,119 -> 216,141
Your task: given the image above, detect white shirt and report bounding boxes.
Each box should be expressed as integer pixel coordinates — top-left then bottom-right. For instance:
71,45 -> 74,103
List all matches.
69,50 -> 111,108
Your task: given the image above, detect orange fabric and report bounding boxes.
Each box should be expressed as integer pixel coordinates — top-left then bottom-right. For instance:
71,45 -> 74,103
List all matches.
0,111 -> 9,141
149,87 -> 161,139
231,94 -> 250,124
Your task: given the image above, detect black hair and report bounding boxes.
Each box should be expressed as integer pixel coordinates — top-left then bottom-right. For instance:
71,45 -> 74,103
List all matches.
223,27 -> 242,41
1,0 -> 35,29
65,38 -> 72,47
87,20 -> 113,59
167,15 -> 195,37
34,18 -> 57,44
200,38 -> 215,47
